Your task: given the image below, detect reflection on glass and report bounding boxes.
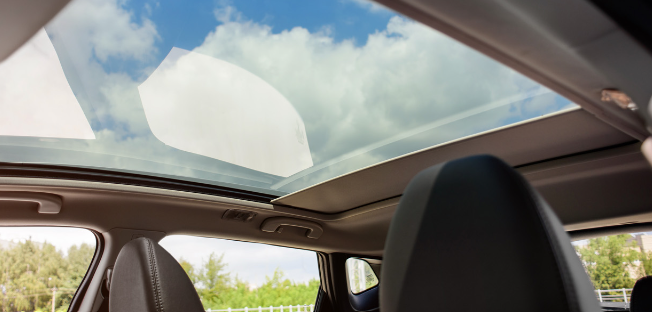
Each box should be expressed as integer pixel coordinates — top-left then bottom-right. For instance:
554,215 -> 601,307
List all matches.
139,48 -> 312,177
159,235 -> 320,310
346,258 -> 379,294
0,29 -> 94,139
0,0 -> 577,195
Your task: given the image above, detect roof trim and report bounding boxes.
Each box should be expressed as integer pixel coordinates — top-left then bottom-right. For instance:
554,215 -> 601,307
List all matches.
0,162 -> 277,203
0,176 -> 274,210
273,108 -> 633,213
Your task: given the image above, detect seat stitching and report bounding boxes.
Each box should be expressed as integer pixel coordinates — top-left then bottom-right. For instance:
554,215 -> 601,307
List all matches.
146,239 -> 164,312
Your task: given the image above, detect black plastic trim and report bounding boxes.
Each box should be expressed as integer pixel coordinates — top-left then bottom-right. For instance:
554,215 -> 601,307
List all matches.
0,162 -> 277,203
348,286 -> 379,312
513,140 -> 639,169
590,0 -> 652,55
569,222 -> 652,241
317,253 -> 334,310
68,230 -> 104,312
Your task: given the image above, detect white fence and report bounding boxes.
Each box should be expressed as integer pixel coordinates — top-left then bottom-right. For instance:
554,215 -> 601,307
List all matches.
207,305 -> 314,312
595,289 -> 632,303
206,289 -> 633,312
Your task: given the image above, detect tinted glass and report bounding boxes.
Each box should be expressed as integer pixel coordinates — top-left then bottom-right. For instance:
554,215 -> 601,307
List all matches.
0,227 -> 96,312
573,232 -> 652,308
0,0 -> 576,195
345,258 -> 378,294
159,235 -> 319,310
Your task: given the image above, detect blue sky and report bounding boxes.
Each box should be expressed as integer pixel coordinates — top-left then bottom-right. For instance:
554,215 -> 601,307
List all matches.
0,0 -> 578,294
3,0 -> 575,194
100,0 -> 398,79
154,0 -> 395,48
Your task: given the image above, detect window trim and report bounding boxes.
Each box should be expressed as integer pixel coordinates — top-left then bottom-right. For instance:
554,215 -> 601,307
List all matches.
68,229 -> 104,312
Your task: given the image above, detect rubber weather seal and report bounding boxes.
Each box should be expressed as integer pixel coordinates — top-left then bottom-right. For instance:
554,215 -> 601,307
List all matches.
0,162 -> 278,203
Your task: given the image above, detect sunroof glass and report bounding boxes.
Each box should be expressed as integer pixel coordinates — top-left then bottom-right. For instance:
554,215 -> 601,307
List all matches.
0,0 -> 576,196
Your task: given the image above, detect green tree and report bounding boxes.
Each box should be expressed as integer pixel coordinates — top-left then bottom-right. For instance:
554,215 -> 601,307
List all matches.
0,240 -> 94,312
179,258 -> 198,285
59,243 -> 95,310
197,253 -> 231,304
202,269 -> 320,310
252,269 -> 319,307
1,240 -> 319,312
576,234 -> 640,290
640,251 -> 652,277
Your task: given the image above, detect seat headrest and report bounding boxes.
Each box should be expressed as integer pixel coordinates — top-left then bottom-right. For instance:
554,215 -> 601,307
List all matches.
380,155 -> 600,312
631,276 -> 652,312
110,237 -> 204,312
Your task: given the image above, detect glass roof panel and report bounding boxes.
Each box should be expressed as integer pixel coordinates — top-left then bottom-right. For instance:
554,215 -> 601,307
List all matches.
0,0 -> 577,196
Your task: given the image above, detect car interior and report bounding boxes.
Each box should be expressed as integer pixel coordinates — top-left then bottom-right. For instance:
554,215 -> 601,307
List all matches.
2,0 -> 652,312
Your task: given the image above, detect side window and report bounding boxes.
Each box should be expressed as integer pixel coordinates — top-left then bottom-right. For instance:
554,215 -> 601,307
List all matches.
345,258 -> 379,294
0,227 -> 96,312
159,235 -> 320,311
573,232 -> 652,307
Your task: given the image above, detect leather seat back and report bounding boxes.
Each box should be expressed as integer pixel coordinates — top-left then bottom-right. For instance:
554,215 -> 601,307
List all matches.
380,155 -> 600,312
110,237 -> 204,312
631,276 -> 652,312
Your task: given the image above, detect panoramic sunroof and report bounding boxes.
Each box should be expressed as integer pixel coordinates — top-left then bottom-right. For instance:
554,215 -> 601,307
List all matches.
0,0 -> 575,196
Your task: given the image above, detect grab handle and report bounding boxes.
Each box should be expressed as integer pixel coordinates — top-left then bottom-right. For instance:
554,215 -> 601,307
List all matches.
0,192 -> 62,214
260,217 -> 323,239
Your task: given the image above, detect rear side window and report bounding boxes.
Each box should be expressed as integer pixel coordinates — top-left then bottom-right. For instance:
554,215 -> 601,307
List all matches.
0,227 -> 96,312
159,235 -> 319,311
345,258 -> 379,294
573,232 -> 652,307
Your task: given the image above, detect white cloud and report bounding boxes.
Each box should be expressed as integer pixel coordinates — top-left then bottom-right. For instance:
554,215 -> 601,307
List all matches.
214,4 -> 243,24
191,8 -> 565,189
195,15 -> 522,163
0,1 -> 577,290
48,0 -> 158,62
44,0 -> 160,137
346,0 -> 391,13
2,0 -> 569,193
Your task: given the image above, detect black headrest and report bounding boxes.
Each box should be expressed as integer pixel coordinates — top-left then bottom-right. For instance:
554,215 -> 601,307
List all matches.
380,155 -> 600,312
631,276 -> 652,312
110,237 -> 204,312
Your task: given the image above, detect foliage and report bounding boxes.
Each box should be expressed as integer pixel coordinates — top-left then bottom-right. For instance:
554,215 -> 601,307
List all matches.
197,253 -> 231,301
9,232 -> 652,311
575,234 -> 641,290
178,258 -> 198,284
181,253 -> 320,310
638,250 -> 652,278
0,242 -> 318,312
0,240 -> 94,312
347,259 -> 378,293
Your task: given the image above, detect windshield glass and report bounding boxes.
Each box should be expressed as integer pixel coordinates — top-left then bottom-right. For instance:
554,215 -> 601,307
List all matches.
0,0 -> 576,196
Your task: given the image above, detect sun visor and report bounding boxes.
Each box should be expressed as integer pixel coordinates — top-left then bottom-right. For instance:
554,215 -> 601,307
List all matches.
138,47 -> 313,177
0,29 -> 95,140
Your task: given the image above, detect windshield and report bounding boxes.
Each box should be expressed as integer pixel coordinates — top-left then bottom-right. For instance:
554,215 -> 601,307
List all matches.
0,0 -> 576,196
